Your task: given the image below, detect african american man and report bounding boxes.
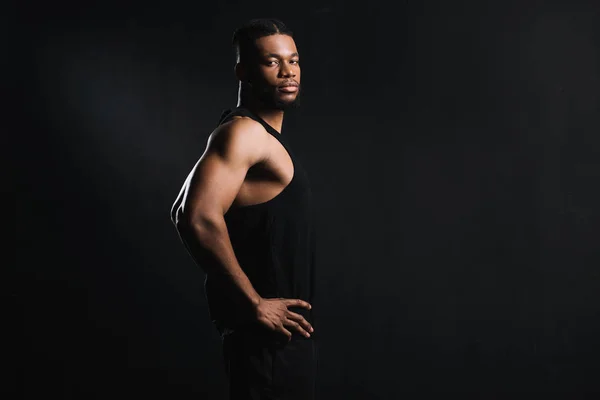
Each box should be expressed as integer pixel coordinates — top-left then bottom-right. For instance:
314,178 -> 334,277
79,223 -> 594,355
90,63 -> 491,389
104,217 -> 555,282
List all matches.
171,18 -> 319,400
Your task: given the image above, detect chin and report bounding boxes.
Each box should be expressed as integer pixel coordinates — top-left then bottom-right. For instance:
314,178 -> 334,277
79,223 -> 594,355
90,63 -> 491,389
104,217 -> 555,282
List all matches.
274,94 -> 301,110
253,85 -> 301,110
275,101 -> 299,111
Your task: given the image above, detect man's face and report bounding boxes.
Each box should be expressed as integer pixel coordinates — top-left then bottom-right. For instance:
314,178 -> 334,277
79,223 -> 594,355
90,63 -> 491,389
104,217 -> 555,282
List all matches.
246,34 -> 301,110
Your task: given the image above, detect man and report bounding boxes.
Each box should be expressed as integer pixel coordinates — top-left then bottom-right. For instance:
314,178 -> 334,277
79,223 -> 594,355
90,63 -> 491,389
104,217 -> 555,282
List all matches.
171,18 -> 318,399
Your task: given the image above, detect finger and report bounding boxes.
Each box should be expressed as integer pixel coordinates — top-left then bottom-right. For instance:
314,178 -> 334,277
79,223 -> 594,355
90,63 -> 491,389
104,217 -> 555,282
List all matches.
286,311 -> 314,333
284,318 -> 310,338
279,325 -> 292,341
283,298 -> 312,310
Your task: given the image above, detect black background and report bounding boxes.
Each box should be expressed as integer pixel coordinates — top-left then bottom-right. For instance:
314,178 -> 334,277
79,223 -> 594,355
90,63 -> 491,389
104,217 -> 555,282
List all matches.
13,0 -> 600,398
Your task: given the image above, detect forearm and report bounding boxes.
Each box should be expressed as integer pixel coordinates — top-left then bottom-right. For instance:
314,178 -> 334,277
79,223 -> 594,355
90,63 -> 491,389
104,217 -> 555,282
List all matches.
175,217 -> 262,309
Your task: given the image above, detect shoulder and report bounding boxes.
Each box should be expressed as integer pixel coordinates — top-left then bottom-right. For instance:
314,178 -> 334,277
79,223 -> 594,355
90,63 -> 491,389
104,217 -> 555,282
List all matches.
206,116 -> 269,161
210,116 -> 267,144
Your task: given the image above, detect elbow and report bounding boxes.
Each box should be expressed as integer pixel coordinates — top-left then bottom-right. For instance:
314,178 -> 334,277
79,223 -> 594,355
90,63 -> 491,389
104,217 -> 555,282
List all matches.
171,203 -> 194,232
172,203 -> 202,231
170,209 -> 179,227
174,216 -> 191,232
173,211 -> 196,233
175,210 -> 223,241
171,205 -> 188,230
171,201 -> 186,228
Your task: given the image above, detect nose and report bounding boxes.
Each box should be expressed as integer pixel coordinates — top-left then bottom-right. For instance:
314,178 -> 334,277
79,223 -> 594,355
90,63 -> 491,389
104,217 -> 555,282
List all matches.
279,62 -> 296,78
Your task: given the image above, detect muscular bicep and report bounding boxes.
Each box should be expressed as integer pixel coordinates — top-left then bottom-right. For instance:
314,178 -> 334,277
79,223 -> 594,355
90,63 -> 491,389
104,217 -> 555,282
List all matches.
184,151 -> 247,218
176,121 -> 265,225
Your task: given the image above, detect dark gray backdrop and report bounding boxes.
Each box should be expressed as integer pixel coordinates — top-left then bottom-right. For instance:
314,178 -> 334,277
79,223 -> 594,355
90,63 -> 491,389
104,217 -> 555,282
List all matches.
15,0 -> 600,398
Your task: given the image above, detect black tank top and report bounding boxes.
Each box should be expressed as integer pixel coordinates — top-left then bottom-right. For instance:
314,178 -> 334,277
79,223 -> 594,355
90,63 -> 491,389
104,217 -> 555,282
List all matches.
205,106 -> 317,341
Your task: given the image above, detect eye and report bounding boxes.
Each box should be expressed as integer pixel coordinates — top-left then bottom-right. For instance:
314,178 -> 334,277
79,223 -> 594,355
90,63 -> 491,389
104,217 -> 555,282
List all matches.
290,59 -> 300,64
266,60 -> 279,66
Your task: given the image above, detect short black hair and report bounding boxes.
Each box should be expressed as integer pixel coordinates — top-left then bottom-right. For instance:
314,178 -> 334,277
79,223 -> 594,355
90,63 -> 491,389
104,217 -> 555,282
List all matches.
232,18 -> 294,63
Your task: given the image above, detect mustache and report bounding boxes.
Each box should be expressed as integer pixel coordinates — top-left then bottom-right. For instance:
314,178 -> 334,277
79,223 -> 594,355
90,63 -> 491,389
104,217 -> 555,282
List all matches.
278,80 -> 299,88
244,79 -> 300,90
252,83 -> 301,93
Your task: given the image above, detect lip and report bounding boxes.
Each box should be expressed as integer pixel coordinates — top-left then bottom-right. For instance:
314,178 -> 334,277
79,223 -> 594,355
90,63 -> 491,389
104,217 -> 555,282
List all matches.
278,82 -> 298,88
278,86 -> 298,93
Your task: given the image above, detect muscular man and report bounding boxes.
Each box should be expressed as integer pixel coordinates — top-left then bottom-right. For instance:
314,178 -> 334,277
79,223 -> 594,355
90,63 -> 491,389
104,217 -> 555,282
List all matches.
171,18 -> 318,399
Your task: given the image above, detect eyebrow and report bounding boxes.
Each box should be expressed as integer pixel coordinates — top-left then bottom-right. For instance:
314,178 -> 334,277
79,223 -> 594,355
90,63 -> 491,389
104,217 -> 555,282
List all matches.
264,52 -> 299,59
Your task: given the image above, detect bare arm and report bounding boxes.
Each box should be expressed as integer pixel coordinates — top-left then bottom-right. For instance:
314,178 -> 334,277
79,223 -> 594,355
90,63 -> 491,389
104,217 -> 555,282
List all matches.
172,118 -> 265,309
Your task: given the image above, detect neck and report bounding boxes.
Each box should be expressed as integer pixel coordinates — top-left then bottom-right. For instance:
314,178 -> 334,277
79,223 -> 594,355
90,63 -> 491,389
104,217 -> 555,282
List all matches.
237,88 -> 285,134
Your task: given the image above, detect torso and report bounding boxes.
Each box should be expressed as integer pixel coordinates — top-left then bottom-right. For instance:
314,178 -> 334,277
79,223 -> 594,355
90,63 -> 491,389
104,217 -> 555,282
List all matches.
227,115 -> 295,208
202,106 -> 316,340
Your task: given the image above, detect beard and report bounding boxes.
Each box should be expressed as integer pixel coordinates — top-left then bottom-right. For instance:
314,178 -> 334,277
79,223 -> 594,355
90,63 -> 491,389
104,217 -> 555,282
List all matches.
250,81 -> 302,111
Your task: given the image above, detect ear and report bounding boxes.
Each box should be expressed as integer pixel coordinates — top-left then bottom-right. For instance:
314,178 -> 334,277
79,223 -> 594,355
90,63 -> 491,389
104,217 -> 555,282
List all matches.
234,63 -> 249,83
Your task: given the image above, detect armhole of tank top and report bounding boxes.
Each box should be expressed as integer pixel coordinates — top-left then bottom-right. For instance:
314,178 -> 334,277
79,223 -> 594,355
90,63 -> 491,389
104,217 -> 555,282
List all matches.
219,107 -> 292,160
219,108 -> 254,127
241,108 -> 280,137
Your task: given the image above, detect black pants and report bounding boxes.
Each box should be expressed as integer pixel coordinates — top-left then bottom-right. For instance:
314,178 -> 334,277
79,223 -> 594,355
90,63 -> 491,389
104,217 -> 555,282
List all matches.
222,330 -> 318,400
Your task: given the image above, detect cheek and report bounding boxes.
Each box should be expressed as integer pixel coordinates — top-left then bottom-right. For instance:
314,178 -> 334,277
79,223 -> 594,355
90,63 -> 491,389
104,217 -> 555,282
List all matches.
256,68 -> 278,83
